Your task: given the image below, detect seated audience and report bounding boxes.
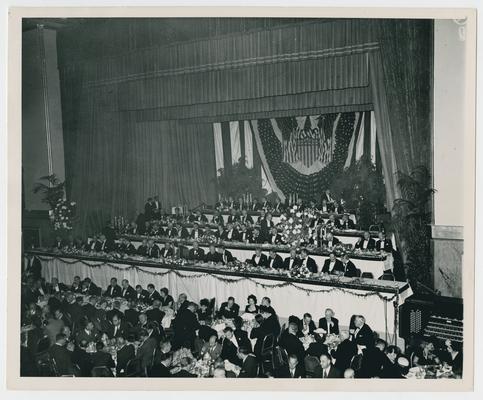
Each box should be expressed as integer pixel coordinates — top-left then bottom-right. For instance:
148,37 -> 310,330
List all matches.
354,231 -> 376,251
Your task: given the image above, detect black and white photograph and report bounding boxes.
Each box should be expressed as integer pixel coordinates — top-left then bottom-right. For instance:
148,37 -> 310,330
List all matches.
6,5 -> 476,391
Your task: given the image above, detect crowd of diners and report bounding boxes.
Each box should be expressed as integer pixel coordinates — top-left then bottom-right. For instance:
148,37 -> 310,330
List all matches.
20,271 -> 462,378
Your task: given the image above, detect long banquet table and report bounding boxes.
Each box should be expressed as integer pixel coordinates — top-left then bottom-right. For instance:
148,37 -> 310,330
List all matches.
28,250 -> 411,344
120,235 -> 391,278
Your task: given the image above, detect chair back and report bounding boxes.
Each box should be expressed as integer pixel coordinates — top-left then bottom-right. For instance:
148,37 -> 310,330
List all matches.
91,366 -> 114,377
361,272 -> 374,279
379,272 -> 395,281
260,334 -> 274,358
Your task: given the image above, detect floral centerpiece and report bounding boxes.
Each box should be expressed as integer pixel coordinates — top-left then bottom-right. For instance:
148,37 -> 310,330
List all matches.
324,333 -> 341,351
33,174 -> 77,235
278,205 -> 317,247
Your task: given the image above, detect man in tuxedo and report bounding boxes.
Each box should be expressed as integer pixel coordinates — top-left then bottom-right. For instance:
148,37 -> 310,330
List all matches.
239,209 -> 254,225
148,352 -> 173,377
217,245 -> 234,265
212,211 -> 225,226
278,321 -> 306,363
352,315 -> 374,348
322,252 -> 344,275
106,300 -> 124,322
135,285 -> 149,303
250,198 -> 261,211
116,336 -> 136,376
190,223 -> 204,240
323,189 -> 336,205
251,248 -> 268,267
355,231 -> 376,251
283,249 -> 301,270
233,316 -> 252,352
81,278 -> 99,296
144,198 -> 154,221
340,254 -> 359,278
107,314 -> 129,339
146,299 -> 166,327
136,328 -> 158,373
119,279 -> 135,301
75,319 -> 98,345
188,241 -> 205,261
124,300 -> 140,327
313,353 -> 342,378
221,223 -> 237,242
96,234 -> 117,253
24,254 -> 42,281
227,209 -> 239,224
204,244 -> 222,263
118,238 -> 137,256
172,302 -> 200,351
152,195 -> 161,219
276,354 -> 305,378
146,283 -> 161,305
220,327 -> 240,365
236,224 -> 250,243
146,239 -> 160,258
376,232 -> 394,252
326,214 -> 341,230
331,330 -> 357,373
260,213 -> 275,240
136,239 -> 149,257
340,214 -> 355,230
322,233 -> 341,249
175,223 -> 189,240
103,277 -> 122,298
159,242 -> 173,258
46,277 -> 67,295
266,227 -> 283,245
248,227 -> 262,244
164,223 -> 178,238
48,333 -> 74,375
237,347 -> 259,377
267,249 -> 284,269
218,297 -> 240,319
260,196 -> 271,210
300,248 -> 318,273
318,308 -> 340,335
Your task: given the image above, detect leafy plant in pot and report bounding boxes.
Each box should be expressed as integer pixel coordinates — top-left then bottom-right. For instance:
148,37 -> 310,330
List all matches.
392,166 -> 435,292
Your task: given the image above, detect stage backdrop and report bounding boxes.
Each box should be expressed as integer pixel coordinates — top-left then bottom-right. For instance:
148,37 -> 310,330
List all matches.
213,111 -> 377,202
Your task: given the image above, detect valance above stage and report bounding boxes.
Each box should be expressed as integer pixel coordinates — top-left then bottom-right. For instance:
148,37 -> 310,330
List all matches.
30,251 -> 412,344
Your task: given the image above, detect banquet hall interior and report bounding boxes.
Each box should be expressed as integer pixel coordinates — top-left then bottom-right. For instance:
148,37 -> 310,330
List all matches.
20,17 -> 467,379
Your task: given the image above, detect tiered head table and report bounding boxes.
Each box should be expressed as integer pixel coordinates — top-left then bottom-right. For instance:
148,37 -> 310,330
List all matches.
28,250 -> 412,344
121,235 -> 390,278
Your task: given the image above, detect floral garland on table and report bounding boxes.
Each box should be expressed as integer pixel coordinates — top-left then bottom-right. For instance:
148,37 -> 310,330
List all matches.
35,253 -> 400,302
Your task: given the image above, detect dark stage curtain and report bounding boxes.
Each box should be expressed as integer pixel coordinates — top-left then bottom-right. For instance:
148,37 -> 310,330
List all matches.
369,19 -> 433,209
69,87 -> 216,235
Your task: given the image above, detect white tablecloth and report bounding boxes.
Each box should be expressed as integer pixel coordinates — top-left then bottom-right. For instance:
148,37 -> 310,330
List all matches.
39,256 -> 411,342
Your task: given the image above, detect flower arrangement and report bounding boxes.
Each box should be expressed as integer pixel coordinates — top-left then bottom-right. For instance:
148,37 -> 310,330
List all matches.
34,174 -> 77,233
278,205 -> 314,247
324,333 -> 341,350
286,263 -> 312,279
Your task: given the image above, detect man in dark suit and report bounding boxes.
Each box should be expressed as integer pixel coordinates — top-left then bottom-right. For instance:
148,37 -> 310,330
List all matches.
159,243 -> 173,258
96,234 -> 117,253
103,277 -> 122,298
124,300 -> 140,327
144,198 -> 154,221
81,278 -> 99,296
90,341 -> 115,370
120,279 -> 136,301
172,302 -> 200,350
188,241 -> 205,261
260,213 -> 276,239
107,314 -> 129,339
233,316 -> 252,353
321,252 -> 344,275
190,223 -> 204,241
322,233 -> 341,249
300,248 -> 318,273
24,254 -> 42,281
221,327 -> 241,365
116,336 -> 136,376
134,285 -> 149,303
137,239 -> 149,256
146,239 -> 161,258
204,245 -> 222,263
227,209 -> 240,224
146,300 -> 166,327
164,223 -> 178,238
221,223 -> 237,242
272,198 -> 285,213
236,224 -> 251,242
283,249 -> 301,270
375,232 -> 394,252
354,231 -> 376,251
313,353 -> 342,378
248,227 -> 263,244
218,297 -> 240,319
145,284 -> 161,305
237,347 -> 258,377
251,248 -> 268,267
105,300 -> 124,322
45,277 -> 67,295
340,254 -> 359,278
175,223 -> 189,240
278,322 -> 306,363
48,333 -> 74,375
339,214 -> 355,230
352,315 -> 374,348
318,308 -> 340,335
217,245 -> 234,265
135,328 -> 158,373
147,352 -> 173,377
239,209 -> 254,226
275,354 -> 305,378
267,249 -> 284,269
266,227 -> 283,245
331,330 -> 357,373
71,340 -> 93,377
